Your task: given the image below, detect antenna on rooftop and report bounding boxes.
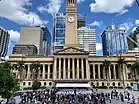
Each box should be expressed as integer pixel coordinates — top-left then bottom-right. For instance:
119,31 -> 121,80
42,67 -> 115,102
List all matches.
32,17 -> 34,26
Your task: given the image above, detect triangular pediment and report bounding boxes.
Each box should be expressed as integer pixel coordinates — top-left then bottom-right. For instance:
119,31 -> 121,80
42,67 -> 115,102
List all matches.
54,47 -> 89,55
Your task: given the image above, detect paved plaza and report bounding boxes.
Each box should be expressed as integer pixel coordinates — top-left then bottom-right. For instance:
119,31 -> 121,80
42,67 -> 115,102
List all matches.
0,89 -> 139,104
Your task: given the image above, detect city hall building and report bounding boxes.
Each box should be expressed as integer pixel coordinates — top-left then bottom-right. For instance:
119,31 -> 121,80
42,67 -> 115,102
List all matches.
9,0 -> 138,88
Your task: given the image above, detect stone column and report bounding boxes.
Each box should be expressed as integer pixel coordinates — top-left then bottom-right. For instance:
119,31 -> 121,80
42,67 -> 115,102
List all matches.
59,58 -> 61,80
81,58 -> 84,79
42,64 -> 45,79
109,66 -> 111,80
53,58 -> 57,80
98,64 -> 100,79
103,66 -> 106,80
77,58 -> 79,79
113,64 -> 116,80
48,64 -> 50,79
72,58 -> 75,79
86,58 -> 90,80
68,58 -> 70,79
93,64 -> 95,80
27,64 -> 30,80
63,58 -> 66,80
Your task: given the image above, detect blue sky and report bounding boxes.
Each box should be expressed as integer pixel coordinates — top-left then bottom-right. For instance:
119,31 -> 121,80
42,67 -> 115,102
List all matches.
0,0 -> 139,56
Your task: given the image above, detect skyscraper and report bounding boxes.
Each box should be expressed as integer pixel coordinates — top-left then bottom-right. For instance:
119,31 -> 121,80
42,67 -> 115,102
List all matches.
37,26 -> 51,55
127,33 -> 137,50
77,16 -> 85,29
101,25 -> 128,56
53,13 -> 65,52
14,27 -> 44,55
53,13 -> 86,52
0,26 -> 10,57
78,27 -> 96,55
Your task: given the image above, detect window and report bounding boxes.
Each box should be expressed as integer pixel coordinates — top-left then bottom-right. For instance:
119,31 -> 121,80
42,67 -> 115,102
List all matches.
44,82 -> 46,86
28,82 -> 31,86
49,82 -> 52,86
23,82 -> 26,86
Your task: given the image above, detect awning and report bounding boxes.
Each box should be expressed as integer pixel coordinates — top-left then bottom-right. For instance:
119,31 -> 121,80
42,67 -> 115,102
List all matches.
55,83 -> 91,88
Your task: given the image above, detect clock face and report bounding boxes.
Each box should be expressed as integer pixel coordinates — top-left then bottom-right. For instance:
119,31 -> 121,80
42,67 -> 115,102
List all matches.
68,16 -> 74,23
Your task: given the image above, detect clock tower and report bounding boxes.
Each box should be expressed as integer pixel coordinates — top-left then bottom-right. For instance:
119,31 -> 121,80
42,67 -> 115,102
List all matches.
65,0 -> 78,48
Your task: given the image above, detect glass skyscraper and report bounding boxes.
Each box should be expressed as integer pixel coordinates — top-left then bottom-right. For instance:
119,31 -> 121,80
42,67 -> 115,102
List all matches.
101,25 -> 128,56
53,13 -> 65,52
0,26 -> 10,57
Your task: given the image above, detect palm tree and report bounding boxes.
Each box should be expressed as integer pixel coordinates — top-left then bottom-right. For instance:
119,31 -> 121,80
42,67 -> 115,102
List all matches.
30,62 -> 41,80
117,56 -> 127,88
15,61 -> 25,81
131,61 -> 139,80
102,59 -> 111,83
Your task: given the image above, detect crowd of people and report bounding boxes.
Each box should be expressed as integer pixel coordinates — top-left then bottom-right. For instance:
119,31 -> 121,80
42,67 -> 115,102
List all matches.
1,88 -> 139,104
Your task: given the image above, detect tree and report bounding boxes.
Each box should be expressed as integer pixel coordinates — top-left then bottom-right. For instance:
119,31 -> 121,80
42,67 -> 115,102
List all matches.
131,61 -> 139,80
117,56 -> 127,87
0,62 -> 19,103
102,59 -> 111,81
32,80 -> 41,91
31,62 -> 41,80
15,61 -> 25,81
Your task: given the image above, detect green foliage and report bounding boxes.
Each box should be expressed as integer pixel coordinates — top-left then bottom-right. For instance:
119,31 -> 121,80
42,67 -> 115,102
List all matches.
30,62 -> 41,80
117,56 -> 127,68
0,62 -> 19,99
132,62 -> 139,75
102,59 -> 111,68
32,80 -> 41,90
14,61 -> 25,81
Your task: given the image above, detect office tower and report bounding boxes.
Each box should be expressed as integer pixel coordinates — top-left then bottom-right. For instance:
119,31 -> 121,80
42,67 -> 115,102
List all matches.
78,27 -> 96,55
127,33 -> 137,50
15,27 -> 44,55
77,16 -> 85,29
37,26 -> 51,56
13,45 -> 38,55
101,25 -> 128,56
0,26 -> 10,57
53,13 -> 66,52
134,26 -> 139,45
53,13 -> 86,52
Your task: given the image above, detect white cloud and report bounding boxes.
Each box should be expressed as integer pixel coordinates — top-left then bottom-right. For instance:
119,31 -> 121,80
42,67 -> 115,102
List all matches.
77,0 -> 85,3
135,20 -> 139,25
7,30 -> 20,55
38,0 -> 63,15
0,0 -> 47,26
119,21 -> 134,32
89,21 -> 103,28
8,30 -> 20,43
90,0 -> 134,14
96,43 -> 102,51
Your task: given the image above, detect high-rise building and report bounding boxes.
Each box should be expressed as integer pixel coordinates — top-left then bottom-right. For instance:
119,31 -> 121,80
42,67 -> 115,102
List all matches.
15,27 -> 44,55
101,25 -> 128,56
134,26 -> 139,44
13,45 -> 38,55
0,26 -> 10,57
77,16 -> 85,29
53,13 -> 66,52
53,13 -> 86,52
127,33 -> 137,50
37,26 -> 51,56
78,27 -> 96,55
